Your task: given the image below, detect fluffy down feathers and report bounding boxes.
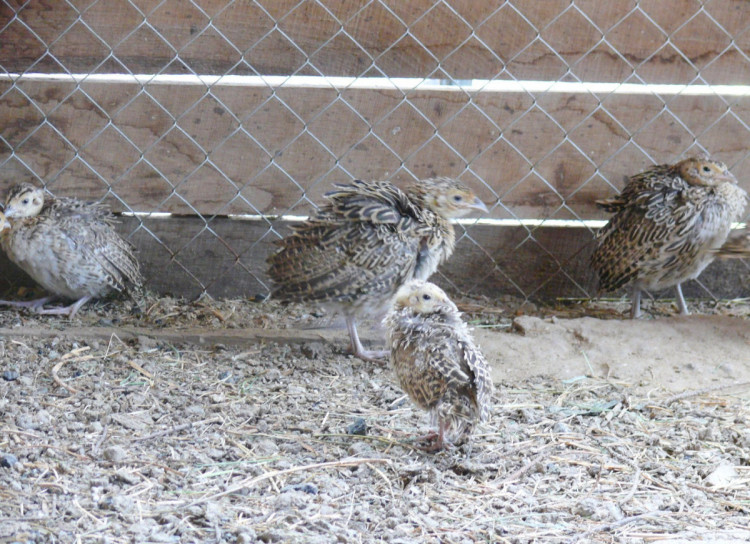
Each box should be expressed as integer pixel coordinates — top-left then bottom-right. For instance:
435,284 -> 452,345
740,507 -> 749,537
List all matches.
384,280 -> 493,450
591,158 -> 746,317
0,183 -> 142,305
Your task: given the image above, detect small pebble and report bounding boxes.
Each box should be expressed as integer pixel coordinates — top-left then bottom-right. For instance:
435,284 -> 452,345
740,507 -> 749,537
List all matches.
553,421 -> 571,433
301,342 -> 325,359
0,453 -> 19,468
102,446 -> 128,463
1,370 -> 19,381
705,463 -> 738,487
346,418 -> 367,436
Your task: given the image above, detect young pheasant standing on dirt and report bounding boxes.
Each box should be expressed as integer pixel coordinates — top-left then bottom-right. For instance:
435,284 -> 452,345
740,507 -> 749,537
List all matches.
591,158 -> 747,318
384,280 -> 493,451
267,177 -> 488,361
0,183 -> 142,317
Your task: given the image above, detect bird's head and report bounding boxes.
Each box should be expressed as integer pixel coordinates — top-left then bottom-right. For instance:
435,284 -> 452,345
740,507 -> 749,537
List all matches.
393,280 -> 458,315
411,177 -> 489,218
4,183 -> 45,219
677,158 -> 737,187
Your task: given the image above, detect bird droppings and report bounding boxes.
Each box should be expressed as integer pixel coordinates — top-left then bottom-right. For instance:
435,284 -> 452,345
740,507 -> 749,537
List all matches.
0,453 -> 19,468
346,417 -> 368,436
0,295 -> 750,542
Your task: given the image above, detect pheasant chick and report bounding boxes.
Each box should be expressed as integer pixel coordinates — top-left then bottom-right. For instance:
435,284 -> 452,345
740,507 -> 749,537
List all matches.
591,158 -> 746,318
0,183 -> 142,317
267,177 -> 488,361
384,280 -> 493,451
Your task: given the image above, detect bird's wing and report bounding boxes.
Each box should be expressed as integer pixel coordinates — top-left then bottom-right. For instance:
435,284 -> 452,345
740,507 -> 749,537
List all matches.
457,339 -> 493,423
421,326 -> 492,419
47,197 -> 117,224
268,181 -> 430,303
57,216 -> 142,291
592,173 -> 699,290
321,180 -> 423,225
269,222 -> 420,303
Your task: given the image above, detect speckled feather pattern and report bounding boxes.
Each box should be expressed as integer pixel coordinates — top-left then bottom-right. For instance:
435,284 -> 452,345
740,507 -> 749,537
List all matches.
384,282 -> 493,446
0,185 -> 142,300
591,160 -> 747,293
266,178 -> 467,318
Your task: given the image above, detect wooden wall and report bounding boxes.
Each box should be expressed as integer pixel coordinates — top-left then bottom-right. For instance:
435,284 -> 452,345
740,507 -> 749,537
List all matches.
1,1 -> 750,301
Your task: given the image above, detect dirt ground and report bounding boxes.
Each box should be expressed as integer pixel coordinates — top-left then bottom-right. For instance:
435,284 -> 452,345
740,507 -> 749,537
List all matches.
1,293 -> 750,543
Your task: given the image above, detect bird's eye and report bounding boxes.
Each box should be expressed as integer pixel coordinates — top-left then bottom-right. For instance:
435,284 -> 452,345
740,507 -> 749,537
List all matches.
422,293 -> 431,301
702,166 -> 711,173
452,195 -> 463,202
22,198 -> 28,204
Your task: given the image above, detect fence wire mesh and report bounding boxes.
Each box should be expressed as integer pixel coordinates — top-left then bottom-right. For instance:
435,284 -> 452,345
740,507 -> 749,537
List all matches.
2,0 -> 750,302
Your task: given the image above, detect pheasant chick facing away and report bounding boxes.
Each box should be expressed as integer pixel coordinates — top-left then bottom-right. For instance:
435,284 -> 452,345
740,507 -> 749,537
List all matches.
591,158 -> 747,318
0,183 -> 142,317
267,177 -> 488,362
384,280 -> 493,451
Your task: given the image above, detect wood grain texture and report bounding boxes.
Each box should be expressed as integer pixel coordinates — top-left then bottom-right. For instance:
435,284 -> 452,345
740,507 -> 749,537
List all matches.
1,0 -> 749,83
1,218 -> 748,302
3,80 -> 750,220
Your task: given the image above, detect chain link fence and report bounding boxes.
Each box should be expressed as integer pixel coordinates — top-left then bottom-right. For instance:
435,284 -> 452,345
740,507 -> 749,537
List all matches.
2,1 -> 750,302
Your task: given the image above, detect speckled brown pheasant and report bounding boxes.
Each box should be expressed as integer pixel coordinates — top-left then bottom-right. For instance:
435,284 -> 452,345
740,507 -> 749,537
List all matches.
267,177 -> 488,361
0,183 -> 142,317
591,158 -> 747,318
384,280 -> 493,451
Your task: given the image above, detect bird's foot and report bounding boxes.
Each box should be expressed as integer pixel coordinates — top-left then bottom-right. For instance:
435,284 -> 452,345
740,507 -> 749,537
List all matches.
35,296 -> 91,318
0,296 -> 56,312
349,347 -> 389,364
409,430 -> 450,452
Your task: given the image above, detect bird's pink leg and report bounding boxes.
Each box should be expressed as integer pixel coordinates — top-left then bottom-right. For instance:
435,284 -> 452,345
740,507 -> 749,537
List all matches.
675,283 -> 689,315
346,316 -> 388,363
35,296 -> 92,318
0,296 -> 56,311
413,421 -> 449,452
630,286 -> 642,319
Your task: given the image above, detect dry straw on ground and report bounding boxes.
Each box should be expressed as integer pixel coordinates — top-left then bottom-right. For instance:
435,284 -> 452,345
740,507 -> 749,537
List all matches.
0,295 -> 749,543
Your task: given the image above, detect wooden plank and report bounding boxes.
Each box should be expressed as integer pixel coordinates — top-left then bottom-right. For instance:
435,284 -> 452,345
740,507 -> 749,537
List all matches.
1,0 -> 748,83
3,81 -> 750,220
1,218 -> 748,302
0,324 -> 381,350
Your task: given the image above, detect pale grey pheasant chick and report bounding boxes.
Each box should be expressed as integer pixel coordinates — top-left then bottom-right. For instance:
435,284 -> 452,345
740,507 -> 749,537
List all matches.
384,280 -> 493,451
591,158 -> 746,318
0,183 -> 142,317
267,178 -> 487,361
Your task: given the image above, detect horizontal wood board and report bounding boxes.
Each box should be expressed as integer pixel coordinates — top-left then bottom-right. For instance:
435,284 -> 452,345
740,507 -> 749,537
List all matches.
1,218 -> 748,302
3,80 -> 750,220
1,0 -> 750,84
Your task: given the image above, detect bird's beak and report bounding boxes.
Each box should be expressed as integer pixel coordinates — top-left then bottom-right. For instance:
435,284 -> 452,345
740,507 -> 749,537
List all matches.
469,196 -> 489,213
3,207 -> 17,219
719,171 -> 739,185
